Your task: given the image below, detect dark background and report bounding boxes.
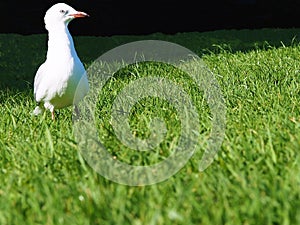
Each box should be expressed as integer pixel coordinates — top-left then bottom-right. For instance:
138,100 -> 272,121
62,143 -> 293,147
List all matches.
0,0 -> 300,36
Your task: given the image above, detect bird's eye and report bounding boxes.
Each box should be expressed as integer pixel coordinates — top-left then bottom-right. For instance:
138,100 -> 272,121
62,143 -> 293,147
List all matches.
60,9 -> 67,14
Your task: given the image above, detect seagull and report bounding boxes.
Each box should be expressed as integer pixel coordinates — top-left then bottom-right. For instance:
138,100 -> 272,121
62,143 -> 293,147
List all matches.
33,3 -> 89,120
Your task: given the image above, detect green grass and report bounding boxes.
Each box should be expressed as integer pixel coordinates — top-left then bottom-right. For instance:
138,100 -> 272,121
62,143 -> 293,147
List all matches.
0,28 -> 300,225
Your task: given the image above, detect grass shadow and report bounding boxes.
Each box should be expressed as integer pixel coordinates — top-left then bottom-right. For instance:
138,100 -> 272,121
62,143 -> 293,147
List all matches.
1,28 -> 300,91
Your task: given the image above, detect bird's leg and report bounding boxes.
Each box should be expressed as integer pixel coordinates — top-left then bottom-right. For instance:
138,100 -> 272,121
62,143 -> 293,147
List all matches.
51,110 -> 55,120
74,105 -> 80,119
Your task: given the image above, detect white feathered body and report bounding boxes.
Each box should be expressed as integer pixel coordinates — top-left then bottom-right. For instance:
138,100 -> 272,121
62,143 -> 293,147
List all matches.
33,26 -> 89,114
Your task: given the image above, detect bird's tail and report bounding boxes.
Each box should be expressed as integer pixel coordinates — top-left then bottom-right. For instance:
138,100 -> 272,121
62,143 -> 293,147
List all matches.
32,106 -> 44,116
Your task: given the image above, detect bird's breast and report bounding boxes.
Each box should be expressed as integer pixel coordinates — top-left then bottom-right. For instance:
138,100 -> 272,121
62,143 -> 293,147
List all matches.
41,57 -> 88,108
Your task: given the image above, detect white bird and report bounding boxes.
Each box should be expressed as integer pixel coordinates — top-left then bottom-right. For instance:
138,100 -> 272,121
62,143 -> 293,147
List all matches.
33,3 -> 89,120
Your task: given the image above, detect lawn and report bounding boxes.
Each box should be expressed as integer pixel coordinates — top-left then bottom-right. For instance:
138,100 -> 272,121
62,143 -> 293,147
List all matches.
0,28 -> 300,225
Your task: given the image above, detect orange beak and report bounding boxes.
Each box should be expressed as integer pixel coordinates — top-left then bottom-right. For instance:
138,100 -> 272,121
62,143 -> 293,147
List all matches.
70,11 -> 89,18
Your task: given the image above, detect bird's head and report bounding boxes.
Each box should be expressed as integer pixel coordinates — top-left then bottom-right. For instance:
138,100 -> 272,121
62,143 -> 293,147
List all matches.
44,3 -> 89,31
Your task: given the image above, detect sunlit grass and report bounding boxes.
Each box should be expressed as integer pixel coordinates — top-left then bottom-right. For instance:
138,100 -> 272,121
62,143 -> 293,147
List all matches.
0,29 -> 300,225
